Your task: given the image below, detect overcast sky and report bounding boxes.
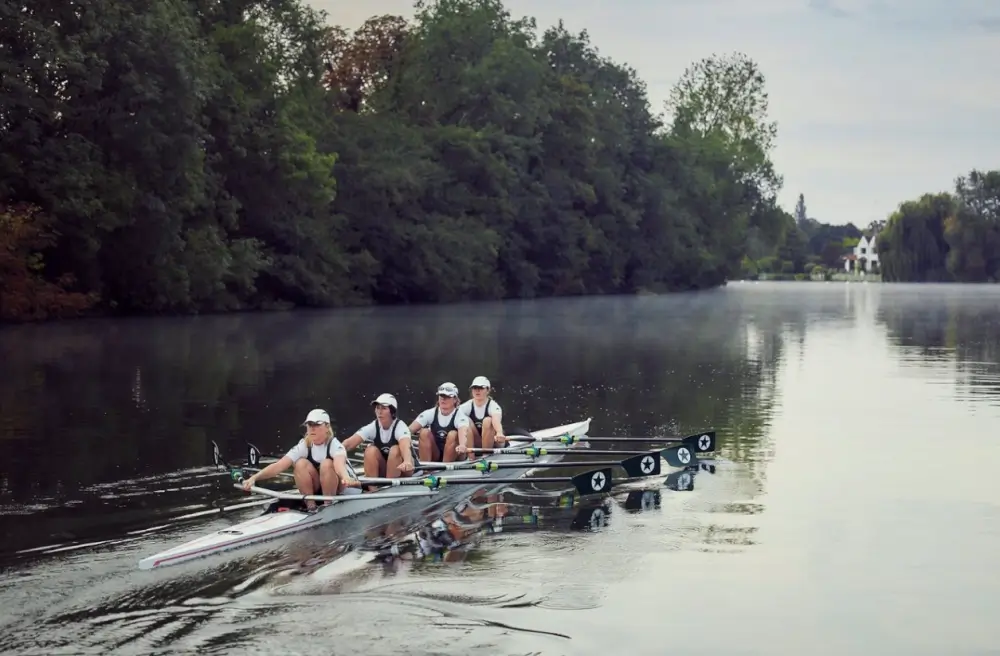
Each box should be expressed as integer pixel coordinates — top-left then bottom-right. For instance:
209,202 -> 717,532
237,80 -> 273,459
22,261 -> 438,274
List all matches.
309,0 -> 999,226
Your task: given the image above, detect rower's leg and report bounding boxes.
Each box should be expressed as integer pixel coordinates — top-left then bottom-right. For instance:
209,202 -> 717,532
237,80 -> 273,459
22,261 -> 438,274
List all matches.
363,445 -> 385,492
318,459 -> 340,500
418,428 -> 440,462
386,445 -> 411,478
481,418 -> 496,453
443,430 -> 459,462
466,424 -> 482,459
293,459 -> 320,510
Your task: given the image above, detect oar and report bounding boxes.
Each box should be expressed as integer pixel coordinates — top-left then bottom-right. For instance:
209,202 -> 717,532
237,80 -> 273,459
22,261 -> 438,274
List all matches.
211,440 -> 246,481
540,431 -> 716,453
411,450 -> 662,478
359,450 -> 669,495
239,466 -> 626,500
247,441 -> 365,468
238,483 -> 439,502
361,468 -> 620,496
213,441 -> 295,481
468,443 -> 699,468
504,428 -> 715,453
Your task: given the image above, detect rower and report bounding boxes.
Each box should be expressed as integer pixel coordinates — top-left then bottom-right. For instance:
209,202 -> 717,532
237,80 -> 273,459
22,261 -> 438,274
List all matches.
341,393 -> 415,487
459,376 -> 506,453
241,409 -> 360,511
410,382 -> 470,463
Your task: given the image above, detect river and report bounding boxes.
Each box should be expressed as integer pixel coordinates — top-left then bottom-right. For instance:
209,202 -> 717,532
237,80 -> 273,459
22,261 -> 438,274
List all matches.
1,281 -> 998,655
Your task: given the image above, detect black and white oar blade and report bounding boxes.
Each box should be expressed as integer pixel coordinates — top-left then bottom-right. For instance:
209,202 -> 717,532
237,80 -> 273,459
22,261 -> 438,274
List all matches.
571,467 -> 614,496
682,431 -> 716,453
247,442 -> 262,467
662,444 -> 698,468
211,441 -> 224,468
620,451 -> 662,478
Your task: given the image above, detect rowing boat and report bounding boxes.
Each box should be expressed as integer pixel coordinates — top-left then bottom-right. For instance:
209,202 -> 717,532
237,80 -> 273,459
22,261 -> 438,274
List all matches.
137,418 -> 592,570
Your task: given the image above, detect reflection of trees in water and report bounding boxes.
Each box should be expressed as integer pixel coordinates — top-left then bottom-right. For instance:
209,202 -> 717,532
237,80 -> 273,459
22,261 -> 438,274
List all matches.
875,285 -> 1000,401
716,282 -> 885,488
0,293 -> 789,498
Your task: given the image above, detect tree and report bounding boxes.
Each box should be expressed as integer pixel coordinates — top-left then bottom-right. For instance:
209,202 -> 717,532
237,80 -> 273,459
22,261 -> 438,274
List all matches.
943,169 -> 1000,281
323,15 -> 410,112
0,0 -> 795,321
794,194 -> 808,226
664,52 -> 782,201
878,193 -> 954,282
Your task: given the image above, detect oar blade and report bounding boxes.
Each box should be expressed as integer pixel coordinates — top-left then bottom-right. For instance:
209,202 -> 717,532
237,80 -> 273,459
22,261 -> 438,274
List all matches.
571,467 -> 614,496
682,431 -> 716,453
247,442 -> 262,467
211,441 -> 224,468
662,444 -> 698,468
620,451 -> 662,478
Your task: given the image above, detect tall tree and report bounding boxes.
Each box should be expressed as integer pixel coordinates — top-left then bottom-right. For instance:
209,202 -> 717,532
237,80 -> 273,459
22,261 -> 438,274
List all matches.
665,51 -> 782,201
794,194 -> 808,226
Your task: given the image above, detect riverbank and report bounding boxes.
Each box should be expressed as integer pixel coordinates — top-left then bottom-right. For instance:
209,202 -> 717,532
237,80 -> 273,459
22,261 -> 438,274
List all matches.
743,271 -> 882,283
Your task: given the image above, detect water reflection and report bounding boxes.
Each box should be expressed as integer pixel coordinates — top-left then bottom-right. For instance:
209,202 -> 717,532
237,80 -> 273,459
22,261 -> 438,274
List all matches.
875,283 -> 1000,404
4,285 -> 908,654
0,294 -> 782,514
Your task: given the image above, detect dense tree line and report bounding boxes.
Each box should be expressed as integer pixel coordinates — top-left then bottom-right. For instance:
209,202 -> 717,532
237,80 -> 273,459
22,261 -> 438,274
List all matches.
748,170 -> 1000,283
0,0 -> 791,322
740,192 -> 868,279
877,169 -> 1000,282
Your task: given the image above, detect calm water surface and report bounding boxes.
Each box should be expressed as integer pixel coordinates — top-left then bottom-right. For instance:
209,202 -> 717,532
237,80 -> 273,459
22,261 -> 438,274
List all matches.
1,282 -> 999,655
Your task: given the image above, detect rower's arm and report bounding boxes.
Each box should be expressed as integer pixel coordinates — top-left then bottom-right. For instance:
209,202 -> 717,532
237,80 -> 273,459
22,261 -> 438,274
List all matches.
341,432 -> 363,451
331,453 -> 356,486
408,419 -> 423,434
493,414 -> 505,437
251,456 -> 293,482
398,434 -> 414,466
457,422 -> 469,448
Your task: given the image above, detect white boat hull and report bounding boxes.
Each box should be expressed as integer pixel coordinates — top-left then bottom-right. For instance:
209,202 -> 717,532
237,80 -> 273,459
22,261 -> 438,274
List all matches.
138,418 -> 591,570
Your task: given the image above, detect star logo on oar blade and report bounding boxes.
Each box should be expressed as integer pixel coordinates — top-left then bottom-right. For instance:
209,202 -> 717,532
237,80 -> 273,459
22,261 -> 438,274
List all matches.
677,447 -> 691,464
698,434 -> 711,450
640,455 -> 656,474
590,471 -> 607,491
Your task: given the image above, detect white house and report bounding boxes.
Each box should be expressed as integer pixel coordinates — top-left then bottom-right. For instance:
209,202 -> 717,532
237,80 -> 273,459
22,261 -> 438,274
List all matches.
844,234 -> 879,272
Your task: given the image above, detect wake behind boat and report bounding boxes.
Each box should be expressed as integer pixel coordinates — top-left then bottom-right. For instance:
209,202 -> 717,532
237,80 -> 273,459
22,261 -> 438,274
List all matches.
138,418 -> 594,570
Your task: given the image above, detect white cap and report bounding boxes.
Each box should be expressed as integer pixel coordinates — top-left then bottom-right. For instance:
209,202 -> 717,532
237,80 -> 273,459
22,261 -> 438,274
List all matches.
437,382 -> 459,397
470,376 -> 491,388
303,409 -> 330,424
371,393 -> 397,409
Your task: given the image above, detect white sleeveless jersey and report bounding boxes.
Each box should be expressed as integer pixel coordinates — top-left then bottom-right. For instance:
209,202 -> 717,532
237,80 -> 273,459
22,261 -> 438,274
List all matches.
459,398 -> 502,422
356,418 -> 410,445
284,438 -> 346,463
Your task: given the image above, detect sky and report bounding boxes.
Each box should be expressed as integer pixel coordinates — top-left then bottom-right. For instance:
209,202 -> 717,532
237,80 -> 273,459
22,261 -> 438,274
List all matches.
308,0 -> 999,226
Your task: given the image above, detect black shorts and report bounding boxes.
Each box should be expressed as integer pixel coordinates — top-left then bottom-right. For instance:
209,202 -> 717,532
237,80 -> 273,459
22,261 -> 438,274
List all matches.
370,441 -> 419,465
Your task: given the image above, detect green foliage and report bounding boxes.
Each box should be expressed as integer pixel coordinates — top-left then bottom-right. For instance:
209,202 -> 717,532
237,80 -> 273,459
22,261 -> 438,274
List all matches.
0,0 -> 793,321
874,169 -> 1000,282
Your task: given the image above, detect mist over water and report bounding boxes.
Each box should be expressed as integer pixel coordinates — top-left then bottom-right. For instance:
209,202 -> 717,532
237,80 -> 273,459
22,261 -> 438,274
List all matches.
1,282 -> 998,655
